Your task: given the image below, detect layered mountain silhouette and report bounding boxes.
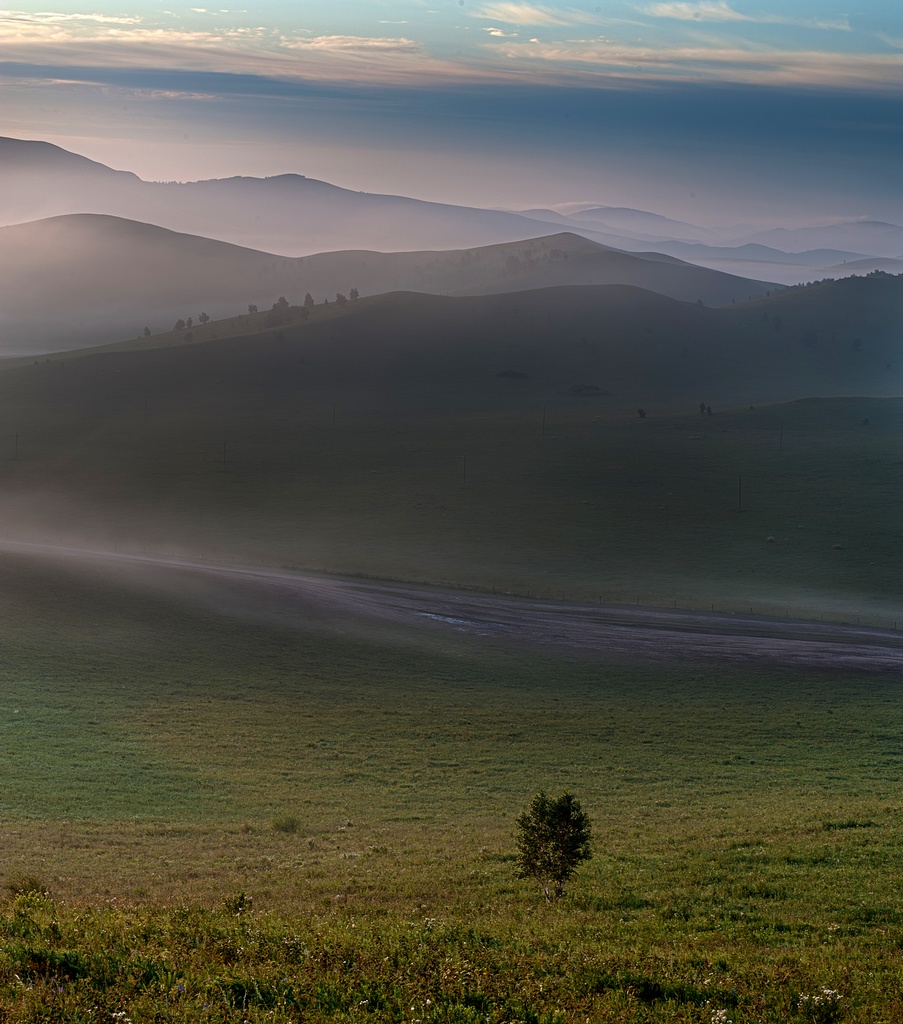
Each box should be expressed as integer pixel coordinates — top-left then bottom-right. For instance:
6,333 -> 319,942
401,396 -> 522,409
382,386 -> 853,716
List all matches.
9,274 -> 901,416
0,214 -> 778,354
2,137 -> 902,280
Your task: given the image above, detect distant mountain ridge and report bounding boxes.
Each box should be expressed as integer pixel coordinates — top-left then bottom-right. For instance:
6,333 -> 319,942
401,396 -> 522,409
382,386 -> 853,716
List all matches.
12,272 -> 902,417
0,137 -> 139,179
0,214 -> 779,355
2,136 -> 901,280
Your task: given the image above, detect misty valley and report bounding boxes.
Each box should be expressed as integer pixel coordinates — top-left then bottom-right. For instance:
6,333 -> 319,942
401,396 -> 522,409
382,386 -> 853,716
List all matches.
0,136 -> 902,1023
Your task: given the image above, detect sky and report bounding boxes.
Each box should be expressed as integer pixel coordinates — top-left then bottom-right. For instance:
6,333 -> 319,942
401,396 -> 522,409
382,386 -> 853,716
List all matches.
2,0 -> 903,224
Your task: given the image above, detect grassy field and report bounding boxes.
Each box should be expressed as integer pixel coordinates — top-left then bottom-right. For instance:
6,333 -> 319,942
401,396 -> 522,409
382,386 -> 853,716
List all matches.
1,282 -> 901,1020
1,282 -> 900,626
0,385 -> 899,624
1,549 -> 903,1020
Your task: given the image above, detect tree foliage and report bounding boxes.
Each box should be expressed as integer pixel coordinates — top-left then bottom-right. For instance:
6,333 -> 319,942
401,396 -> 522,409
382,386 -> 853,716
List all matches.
515,791 -> 592,902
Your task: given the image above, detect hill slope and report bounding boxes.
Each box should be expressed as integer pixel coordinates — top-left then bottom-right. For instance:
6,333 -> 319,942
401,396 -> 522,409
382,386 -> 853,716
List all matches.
0,215 -> 778,355
0,137 -> 598,255
0,278 -> 900,616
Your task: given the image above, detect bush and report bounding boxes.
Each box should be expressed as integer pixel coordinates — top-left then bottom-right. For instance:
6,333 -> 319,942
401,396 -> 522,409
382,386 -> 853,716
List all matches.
515,791 -> 592,902
272,814 -> 300,834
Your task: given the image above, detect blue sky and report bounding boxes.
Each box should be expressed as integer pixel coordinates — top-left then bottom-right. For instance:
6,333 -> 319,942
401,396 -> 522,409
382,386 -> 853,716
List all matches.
3,1 -> 903,222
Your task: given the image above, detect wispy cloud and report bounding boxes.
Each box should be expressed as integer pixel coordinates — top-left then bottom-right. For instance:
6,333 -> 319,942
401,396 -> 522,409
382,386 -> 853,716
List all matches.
642,2 -> 850,31
471,3 -> 599,27
486,36 -> 903,90
0,19 -> 493,86
0,9 -> 144,28
279,35 -> 421,55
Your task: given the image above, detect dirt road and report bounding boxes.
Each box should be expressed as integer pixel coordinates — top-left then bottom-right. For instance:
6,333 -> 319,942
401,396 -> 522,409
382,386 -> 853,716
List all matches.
3,540 -> 901,674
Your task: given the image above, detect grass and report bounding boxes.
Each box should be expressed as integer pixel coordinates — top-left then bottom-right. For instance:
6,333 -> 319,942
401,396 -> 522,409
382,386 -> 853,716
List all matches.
1,284 -> 901,1018
0,343 -> 901,624
1,280 -> 900,623
1,550 -> 903,1019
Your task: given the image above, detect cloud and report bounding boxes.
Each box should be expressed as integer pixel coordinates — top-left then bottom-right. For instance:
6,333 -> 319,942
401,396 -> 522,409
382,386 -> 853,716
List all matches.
471,3 -> 598,27
644,1 -> 757,21
642,2 -> 850,31
279,35 -> 421,55
0,9 -> 144,28
0,21 -> 491,86
486,36 -> 903,90
483,26 -> 518,37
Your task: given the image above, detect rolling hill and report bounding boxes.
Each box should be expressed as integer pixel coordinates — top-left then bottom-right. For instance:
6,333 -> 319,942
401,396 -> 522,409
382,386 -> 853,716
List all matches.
0,215 -> 779,355
0,136 -> 604,256
4,137 -> 901,284
0,275 -> 900,614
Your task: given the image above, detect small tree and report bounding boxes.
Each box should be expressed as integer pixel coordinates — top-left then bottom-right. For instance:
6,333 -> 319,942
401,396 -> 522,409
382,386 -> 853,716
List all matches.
350,287 -> 359,301
143,326 -> 151,337
199,312 -> 210,324
303,292 -> 314,309
174,318 -> 186,331
515,791 -> 592,902
335,292 -> 347,306
248,303 -> 258,315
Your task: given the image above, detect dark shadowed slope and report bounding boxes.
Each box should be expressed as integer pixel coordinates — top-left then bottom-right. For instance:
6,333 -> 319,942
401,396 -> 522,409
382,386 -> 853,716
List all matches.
0,295 -> 900,620
10,274 -> 903,414
0,215 -> 777,355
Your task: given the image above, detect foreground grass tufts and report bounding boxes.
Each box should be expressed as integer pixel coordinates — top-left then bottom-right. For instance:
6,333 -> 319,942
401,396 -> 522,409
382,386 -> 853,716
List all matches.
0,896 -> 878,1022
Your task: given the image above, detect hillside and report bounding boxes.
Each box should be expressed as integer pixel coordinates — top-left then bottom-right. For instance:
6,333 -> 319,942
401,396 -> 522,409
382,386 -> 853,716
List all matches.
0,215 -> 778,355
4,137 -> 900,290
0,279 -> 900,618
0,137 -> 594,255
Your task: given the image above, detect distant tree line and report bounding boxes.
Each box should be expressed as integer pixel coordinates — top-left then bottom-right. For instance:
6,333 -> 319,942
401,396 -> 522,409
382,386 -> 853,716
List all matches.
163,288 -> 361,336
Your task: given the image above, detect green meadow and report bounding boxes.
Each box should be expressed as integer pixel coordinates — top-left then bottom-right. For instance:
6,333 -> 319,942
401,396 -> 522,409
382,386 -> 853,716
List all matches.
1,283 -> 902,1021
0,308 -> 901,623
1,548 -> 903,1021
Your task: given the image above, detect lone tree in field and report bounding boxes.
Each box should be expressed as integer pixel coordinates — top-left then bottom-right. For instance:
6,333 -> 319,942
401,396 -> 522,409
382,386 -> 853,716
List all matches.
515,791 -> 592,902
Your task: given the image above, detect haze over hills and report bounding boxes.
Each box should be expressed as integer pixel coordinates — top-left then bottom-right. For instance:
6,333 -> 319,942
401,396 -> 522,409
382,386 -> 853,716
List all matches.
0,137 -> 607,257
2,274 -> 900,618
21,271 -> 902,414
0,214 -> 779,355
2,137 -> 901,288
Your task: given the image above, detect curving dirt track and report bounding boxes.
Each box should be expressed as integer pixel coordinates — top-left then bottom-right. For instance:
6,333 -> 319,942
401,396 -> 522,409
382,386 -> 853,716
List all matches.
3,539 -> 902,674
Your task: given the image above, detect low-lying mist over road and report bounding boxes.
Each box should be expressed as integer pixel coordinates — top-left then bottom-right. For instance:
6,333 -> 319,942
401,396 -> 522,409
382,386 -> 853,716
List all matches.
3,539 -> 901,674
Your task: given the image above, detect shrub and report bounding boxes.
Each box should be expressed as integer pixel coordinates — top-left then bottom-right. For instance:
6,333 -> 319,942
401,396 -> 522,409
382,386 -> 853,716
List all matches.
272,814 -> 300,834
515,791 -> 592,902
